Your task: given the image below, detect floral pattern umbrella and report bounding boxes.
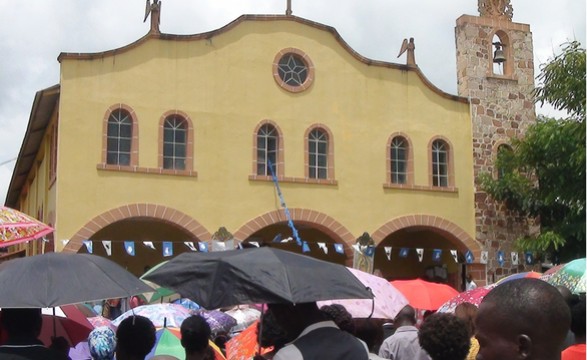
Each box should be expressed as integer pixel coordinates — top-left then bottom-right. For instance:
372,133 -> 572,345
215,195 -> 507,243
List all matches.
196,309 -> 238,335
546,258 -> 586,294
436,284 -> 496,313
0,206 -> 54,247
112,303 -> 194,328
540,263 -> 565,282
318,267 -> 408,319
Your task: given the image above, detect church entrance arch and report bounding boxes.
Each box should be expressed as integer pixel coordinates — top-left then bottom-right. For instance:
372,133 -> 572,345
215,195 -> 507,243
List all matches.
63,203 -> 211,276
234,209 -> 355,265
372,215 -> 481,290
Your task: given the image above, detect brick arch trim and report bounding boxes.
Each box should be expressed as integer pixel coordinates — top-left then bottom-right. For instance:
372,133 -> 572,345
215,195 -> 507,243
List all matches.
233,208 -> 356,258
62,203 -> 212,253
371,214 -> 482,261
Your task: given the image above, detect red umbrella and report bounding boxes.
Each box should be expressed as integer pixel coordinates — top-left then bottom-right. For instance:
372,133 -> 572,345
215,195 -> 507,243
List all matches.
0,206 -> 54,248
0,306 -> 93,347
436,284 -> 497,313
390,279 -> 459,311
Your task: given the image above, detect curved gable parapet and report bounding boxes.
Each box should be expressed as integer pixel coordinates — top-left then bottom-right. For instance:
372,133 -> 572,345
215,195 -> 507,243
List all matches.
57,14 -> 467,103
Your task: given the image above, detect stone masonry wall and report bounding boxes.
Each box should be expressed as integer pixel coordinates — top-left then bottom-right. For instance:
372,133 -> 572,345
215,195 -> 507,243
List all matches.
455,15 -> 540,284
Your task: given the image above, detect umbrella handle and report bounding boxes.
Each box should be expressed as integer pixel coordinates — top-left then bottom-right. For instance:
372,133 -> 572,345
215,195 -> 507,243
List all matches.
53,307 -> 57,341
367,287 -> 374,319
257,305 -> 265,356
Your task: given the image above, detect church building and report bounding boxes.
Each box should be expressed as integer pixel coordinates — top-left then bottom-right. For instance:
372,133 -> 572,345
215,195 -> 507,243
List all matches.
4,0 -> 537,288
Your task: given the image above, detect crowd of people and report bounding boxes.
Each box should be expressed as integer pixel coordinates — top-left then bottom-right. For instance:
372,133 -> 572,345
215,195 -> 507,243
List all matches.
0,278 -> 584,360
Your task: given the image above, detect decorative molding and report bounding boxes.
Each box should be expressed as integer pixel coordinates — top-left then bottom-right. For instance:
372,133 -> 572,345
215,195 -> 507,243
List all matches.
478,0 -> 513,21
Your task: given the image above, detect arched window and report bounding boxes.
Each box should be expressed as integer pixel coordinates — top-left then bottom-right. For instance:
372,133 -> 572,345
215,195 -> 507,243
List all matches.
496,144 -> 513,179
431,139 -> 449,187
390,136 -> 408,184
308,128 -> 328,179
163,115 -> 188,170
257,124 -> 279,176
490,30 -> 512,77
107,109 -> 133,165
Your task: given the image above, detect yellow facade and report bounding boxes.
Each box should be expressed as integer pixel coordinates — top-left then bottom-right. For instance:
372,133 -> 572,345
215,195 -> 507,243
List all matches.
8,16 -> 479,284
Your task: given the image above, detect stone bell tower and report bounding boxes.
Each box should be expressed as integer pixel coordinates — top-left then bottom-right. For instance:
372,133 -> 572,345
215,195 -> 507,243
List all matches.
455,0 -> 537,282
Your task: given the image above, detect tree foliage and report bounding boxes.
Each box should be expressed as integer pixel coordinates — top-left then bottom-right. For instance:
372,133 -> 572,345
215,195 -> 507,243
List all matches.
480,41 -> 586,262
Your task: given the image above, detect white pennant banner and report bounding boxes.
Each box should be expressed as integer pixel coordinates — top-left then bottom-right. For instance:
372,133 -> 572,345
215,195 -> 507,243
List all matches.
384,246 -> 392,261
450,250 -> 458,263
102,241 -> 112,256
511,252 -> 519,265
184,242 -> 197,251
143,241 -> 156,250
480,251 -> 488,264
416,248 -> 424,262
317,242 -> 328,254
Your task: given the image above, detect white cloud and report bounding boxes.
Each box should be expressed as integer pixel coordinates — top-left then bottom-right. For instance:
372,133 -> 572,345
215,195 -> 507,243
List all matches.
0,0 -> 584,203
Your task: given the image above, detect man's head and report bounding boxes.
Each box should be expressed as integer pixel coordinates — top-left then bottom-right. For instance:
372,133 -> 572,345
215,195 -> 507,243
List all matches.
454,302 -> 478,337
320,304 -> 355,335
393,305 -> 417,327
180,315 -> 211,354
0,308 -> 43,339
267,302 -> 324,339
475,278 -> 571,360
116,315 -> 156,360
569,298 -> 586,340
418,313 -> 470,360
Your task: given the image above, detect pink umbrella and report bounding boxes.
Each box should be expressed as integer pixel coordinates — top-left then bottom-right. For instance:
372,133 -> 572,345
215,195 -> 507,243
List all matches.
436,284 -> 496,313
0,206 -> 54,247
318,268 -> 409,319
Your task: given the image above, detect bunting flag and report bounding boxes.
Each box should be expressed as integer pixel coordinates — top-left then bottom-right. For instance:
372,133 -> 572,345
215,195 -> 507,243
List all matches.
143,241 -> 156,250
432,249 -> 442,262
184,241 -> 197,251
384,246 -> 392,261
497,250 -> 505,267
317,242 -> 328,254
365,245 -> 375,257
272,234 -> 282,243
511,252 -> 519,265
399,248 -> 409,258
334,243 -> 344,254
198,242 -> 209,252
465,250 -> 474,264
82,240 -> 93,254
450,250 -> 458,263
61,239 -> 70,247
249,241 -> 260,248
302,241 -> 310,253
102,241 -> 112,256
211,240 -> 224,251
416,248 -> 424,262
162,242 -> 173,257
480,251 -> 489,264
525,252 -> 533,265
123,241 -> 134,256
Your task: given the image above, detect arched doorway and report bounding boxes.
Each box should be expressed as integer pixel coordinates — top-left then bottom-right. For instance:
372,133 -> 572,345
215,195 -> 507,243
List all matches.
372,215 -> 481,290
63,204 -> 211,276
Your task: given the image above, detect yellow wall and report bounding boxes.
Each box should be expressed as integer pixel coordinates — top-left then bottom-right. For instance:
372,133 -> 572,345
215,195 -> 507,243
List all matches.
53,18 -> 474,249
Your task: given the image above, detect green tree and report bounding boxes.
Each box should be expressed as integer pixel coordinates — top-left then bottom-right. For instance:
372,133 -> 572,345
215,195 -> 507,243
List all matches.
480,41 -> 586,262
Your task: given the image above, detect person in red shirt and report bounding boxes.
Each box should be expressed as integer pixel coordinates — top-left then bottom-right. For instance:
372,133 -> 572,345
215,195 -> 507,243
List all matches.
562,298 -> 586,360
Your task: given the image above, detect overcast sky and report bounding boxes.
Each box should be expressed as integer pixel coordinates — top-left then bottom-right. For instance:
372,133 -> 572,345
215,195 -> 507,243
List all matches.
0,0 -> 585,204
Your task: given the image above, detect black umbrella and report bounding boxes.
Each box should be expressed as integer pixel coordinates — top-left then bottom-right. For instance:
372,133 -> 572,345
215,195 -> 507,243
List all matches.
143,247 -> 373,309
0,252 -> 153,308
